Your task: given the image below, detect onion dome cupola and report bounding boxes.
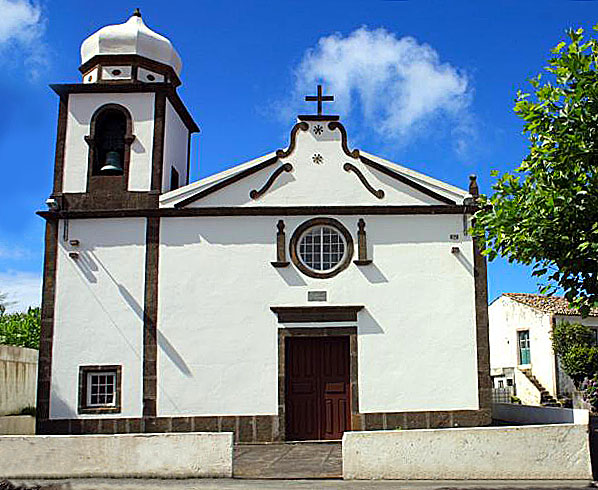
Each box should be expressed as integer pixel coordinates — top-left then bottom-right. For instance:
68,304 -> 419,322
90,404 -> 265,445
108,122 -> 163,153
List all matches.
79,9 -> 183,86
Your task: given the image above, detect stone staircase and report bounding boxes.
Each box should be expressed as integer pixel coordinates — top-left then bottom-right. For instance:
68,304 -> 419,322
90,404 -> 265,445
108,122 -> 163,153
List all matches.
520,368 -> 559,406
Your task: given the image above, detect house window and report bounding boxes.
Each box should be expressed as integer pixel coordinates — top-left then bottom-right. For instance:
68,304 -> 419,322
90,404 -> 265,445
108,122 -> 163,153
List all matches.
518,330 -> 531,365
506,378 -> 513,387
498,380 -> 504,388
289,218 -> 354,279
78,365 -> 122,414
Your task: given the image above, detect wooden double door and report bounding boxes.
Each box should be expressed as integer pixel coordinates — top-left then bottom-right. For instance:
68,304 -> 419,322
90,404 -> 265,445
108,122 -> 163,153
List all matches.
285,336 -> 351,440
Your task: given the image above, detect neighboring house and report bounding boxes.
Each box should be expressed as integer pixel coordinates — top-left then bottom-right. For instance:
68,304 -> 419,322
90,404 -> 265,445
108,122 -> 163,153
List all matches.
36,11 -> 492,442
489,293 -> 598,406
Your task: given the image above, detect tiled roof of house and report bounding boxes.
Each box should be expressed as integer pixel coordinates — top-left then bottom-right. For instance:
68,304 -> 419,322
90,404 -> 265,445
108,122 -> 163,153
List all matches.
504,293 -> 598,317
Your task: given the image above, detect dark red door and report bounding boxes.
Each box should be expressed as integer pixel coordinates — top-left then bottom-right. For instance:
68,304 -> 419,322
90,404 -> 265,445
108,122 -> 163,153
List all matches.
285,337 -> 350,440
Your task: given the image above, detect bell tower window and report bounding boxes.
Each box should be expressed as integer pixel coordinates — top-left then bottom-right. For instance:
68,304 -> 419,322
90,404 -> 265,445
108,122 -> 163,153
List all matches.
85,104 -> 135,182
94,109 -> 126,175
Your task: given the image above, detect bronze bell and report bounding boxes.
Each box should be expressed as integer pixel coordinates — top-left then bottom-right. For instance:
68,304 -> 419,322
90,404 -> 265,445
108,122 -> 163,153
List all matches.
100,151 -> 123,174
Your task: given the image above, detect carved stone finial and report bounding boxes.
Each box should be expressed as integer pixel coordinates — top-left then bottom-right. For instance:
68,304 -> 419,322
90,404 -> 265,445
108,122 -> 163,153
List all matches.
277,220 -> 285,233
132,8 -> 142,17
358,218 -> 366,233
469,174 -> 479,197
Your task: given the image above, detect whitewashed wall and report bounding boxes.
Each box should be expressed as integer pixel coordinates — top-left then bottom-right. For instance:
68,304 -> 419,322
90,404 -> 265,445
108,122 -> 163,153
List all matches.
62,93 -> 156,193
161,99 -> 189,192
489,297 -> 554,397
157,214 -> 479,416
51,219 -> 146,419
161,120 -> 467,209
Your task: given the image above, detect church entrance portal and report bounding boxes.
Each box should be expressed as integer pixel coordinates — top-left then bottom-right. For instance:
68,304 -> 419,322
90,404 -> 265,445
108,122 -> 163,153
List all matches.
285,336 -> 351,440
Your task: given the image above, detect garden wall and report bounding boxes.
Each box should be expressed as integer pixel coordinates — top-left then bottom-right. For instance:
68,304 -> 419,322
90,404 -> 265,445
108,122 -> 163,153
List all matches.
0,432 -> 232,478
0,345 -> 37,416
343,424 -> 592,480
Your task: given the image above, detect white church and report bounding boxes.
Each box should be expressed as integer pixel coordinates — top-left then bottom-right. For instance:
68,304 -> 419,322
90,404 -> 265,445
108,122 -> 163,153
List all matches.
36,11 -> 492,441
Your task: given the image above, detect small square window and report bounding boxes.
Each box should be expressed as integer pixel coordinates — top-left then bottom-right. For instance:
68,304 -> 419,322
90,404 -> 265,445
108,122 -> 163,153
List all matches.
78,365 -> 121,414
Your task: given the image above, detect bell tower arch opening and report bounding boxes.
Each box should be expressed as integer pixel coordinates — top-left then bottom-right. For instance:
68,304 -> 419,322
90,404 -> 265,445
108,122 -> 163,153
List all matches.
87,104 -> 134,178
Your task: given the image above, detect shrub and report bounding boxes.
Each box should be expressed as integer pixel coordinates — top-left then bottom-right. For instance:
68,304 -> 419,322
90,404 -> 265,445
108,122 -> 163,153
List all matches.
0,307 -> 41,349
551,321 -> 598,386
581,376 -> 598,410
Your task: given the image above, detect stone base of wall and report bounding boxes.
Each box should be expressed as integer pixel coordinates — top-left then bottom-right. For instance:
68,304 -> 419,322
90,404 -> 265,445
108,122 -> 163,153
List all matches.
0,432 -> 232,478
360,409 -> 491,431
0,415 -> 35,435
37,409 -> 491,442
343,423 -> 592,480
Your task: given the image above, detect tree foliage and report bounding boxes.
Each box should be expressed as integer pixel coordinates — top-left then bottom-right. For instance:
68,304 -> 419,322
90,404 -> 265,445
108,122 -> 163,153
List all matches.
551,321 -> 598,386
0,291 -> 15,316
473,27 -> 598,315
0,307 -> 41,349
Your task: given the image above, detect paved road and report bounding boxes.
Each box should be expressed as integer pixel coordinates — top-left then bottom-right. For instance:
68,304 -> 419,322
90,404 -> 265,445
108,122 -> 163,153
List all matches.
7,479 -> 596,490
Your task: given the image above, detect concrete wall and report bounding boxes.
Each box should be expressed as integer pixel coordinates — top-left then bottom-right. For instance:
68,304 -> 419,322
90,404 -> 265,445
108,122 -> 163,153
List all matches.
51,218 -> 146,419
0,432 -> 232,478
63,93 -> 156,193
157,213 -> 479,416
0,345 -> 38,416
343,424 -> 592,480
492,402 -> 589,425
0,415 -> 35,435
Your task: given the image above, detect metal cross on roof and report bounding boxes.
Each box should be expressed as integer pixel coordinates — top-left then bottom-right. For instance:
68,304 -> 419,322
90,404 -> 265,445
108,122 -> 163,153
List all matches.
305,84 -> 334,116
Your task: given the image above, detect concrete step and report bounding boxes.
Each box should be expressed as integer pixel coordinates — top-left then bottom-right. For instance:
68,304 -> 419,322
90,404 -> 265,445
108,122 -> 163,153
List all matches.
233,442 -> 342,479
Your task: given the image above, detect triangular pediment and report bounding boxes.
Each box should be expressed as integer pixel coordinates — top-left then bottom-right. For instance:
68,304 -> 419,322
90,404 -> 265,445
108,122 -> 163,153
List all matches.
161,118 -> 468,209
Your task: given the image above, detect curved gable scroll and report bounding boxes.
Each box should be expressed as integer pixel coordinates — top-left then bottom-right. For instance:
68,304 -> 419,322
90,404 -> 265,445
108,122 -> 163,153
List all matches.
175,122 -> 308,208
276,122 -> 309,159
328,121 -> 360,159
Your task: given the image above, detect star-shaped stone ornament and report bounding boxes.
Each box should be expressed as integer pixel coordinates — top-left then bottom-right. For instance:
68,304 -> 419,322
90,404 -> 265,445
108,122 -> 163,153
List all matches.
313,124 -> 324,136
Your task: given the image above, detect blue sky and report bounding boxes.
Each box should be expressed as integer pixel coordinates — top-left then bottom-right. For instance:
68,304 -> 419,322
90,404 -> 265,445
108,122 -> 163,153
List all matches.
0,0 -> 596,311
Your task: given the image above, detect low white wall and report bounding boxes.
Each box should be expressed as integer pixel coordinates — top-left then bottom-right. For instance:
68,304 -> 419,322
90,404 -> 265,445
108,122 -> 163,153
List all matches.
493,402 -> 589,425
0,415 -> 35,435
0,432 -> 232,478
514,368 -> 542,406
0,345 -> 38,416
343,424 -> 592,480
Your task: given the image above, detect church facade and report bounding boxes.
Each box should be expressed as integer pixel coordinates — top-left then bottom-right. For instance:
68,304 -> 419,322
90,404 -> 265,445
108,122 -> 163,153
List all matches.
36,11 -> 492,441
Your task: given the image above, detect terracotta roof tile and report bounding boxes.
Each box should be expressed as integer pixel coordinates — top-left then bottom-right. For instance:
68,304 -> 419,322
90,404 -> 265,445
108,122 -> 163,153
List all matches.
504,293 -> 598,317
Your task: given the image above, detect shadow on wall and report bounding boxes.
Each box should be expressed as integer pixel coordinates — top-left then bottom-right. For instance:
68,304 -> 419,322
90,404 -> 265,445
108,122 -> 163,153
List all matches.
356,262 -> 388,284
359,308 -> 384,335
275,266 -> 307,287
50,387 -> 77,419
71,248 -> 193,379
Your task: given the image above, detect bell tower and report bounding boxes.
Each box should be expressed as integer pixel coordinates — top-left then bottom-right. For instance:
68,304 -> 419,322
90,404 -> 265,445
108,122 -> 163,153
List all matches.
48,9 -> 199,211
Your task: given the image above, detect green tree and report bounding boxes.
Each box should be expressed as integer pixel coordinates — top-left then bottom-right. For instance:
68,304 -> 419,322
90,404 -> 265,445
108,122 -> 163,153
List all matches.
552,321 -> 598,386
0,291 -> 15,316
0,307 -> 41,349
473,27 -> 598,316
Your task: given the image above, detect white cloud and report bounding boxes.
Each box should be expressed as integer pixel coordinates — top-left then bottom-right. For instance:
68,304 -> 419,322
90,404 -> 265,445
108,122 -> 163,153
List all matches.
289,27 -> 472,147
0,270 -> 41,313
0,244 -> 30,260
0,0 -> 46,80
